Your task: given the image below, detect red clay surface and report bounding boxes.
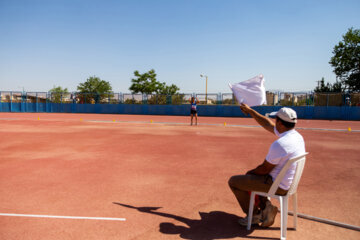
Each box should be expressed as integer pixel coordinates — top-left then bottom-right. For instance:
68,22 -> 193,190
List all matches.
0,112 -> 359,240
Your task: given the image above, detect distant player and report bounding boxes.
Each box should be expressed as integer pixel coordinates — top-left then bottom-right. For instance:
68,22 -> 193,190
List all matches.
189,97 -> 199,126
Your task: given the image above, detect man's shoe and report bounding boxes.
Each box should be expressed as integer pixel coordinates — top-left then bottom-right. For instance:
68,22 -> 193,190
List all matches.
261,202 -> 278,227
238,212 -> 262,226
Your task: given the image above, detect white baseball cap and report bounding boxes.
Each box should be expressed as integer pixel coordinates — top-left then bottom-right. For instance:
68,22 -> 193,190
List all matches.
275,107 -> 297,123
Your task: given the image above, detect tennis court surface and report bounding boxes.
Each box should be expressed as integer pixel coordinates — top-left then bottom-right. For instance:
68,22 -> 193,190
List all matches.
0,112 -> 359,240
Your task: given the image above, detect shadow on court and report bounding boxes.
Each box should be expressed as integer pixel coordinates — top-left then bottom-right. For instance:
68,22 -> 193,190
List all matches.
113,202 -> 280,240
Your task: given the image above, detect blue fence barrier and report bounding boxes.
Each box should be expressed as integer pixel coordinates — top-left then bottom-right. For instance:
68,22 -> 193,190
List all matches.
1,102 -> 359,120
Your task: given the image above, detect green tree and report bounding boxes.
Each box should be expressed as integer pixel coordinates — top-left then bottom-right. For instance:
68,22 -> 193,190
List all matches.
77,76 -> 112,103
49,86 -> 69,103
314,77 -> 342,93
158,83 -> 180,95
129,69 -> 180,95
129,69 -> 161,94
329,28 -> 360,92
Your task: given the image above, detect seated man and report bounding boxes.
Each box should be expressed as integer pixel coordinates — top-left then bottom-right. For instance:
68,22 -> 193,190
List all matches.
228,104 -> 305,227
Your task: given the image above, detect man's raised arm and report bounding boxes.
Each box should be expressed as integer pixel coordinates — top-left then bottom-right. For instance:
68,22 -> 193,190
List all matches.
240,103 -> 275,134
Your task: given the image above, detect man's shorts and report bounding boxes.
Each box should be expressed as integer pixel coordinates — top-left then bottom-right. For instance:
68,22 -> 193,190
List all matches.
190,109 -> 197,115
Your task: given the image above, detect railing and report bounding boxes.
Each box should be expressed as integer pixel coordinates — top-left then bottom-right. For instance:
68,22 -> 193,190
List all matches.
0,91 -> 359,107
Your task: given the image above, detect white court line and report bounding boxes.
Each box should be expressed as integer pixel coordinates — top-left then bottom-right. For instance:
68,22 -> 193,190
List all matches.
1,117 -> 359,132
0,213 -> 125,221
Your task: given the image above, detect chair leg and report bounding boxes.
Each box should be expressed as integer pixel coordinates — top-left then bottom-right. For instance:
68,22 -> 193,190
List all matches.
247,192 -> 256,231
293,193 -> 297,230
280,196 -> 288,240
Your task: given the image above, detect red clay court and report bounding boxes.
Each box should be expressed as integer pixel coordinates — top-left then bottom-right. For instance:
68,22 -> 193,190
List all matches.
0,112 -> 359,240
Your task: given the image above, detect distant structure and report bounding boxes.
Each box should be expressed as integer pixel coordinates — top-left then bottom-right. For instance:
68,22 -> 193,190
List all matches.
266,91 -> 279,105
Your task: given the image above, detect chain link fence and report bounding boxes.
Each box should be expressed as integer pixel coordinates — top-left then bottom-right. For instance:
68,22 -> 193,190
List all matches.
1,91 -> 359,106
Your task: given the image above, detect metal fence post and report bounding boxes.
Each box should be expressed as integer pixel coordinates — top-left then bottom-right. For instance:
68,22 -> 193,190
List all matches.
10,91 -> 12,112
36,92 -> 38,112
46,92 -> 48,112
326,93 -> 329,107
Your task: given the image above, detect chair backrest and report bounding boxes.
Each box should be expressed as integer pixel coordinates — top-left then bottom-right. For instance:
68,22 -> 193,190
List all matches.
268,152 -> 308,196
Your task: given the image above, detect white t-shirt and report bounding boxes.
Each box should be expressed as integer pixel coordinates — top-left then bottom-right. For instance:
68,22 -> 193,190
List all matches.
266,129 -> 305,190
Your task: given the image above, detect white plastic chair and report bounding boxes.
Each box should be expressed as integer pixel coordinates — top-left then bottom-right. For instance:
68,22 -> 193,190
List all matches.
247,153 -> 309,240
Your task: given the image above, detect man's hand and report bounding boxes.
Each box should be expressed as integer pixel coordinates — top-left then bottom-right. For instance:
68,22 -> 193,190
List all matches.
246,160 -> 276,176
240,103 -> 252,115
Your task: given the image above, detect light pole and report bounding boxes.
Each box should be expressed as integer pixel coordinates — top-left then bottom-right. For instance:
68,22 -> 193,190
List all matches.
200,74 -> 208,103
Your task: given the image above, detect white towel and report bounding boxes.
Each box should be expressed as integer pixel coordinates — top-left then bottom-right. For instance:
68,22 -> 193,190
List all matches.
229,74 -> 267,107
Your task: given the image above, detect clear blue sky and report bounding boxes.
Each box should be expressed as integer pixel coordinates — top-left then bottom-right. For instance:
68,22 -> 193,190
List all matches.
0,0 -> 359,93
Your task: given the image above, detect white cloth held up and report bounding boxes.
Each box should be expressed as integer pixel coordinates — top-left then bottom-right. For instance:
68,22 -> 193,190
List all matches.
229,75 -> 267,107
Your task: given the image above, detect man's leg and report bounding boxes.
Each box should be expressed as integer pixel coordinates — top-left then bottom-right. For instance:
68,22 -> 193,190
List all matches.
228,174 -> 272,215
260,185 -> 288,227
